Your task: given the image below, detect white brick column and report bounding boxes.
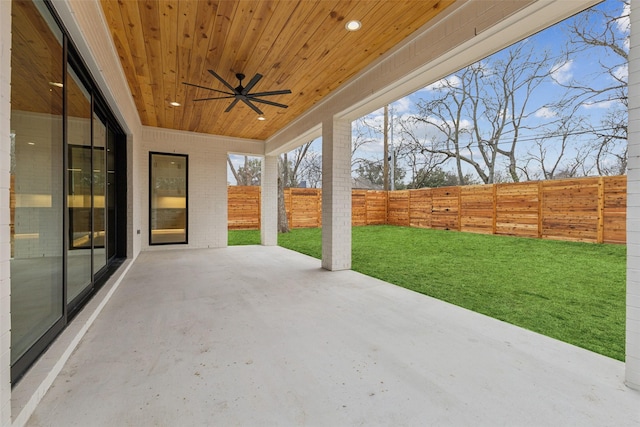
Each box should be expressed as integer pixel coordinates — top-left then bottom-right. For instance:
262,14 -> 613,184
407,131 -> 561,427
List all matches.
627,0 -> 640,391
321,118 -> 351,271
0,0 -> 11,423
261,155 -> 278,246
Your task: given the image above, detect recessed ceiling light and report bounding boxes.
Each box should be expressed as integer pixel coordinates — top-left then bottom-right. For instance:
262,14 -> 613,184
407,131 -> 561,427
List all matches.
27,142 -> 35,146
345,20 -> 362,31
257,116 -> 266,121
48,82 -> 63,88
169,101 -> 181,107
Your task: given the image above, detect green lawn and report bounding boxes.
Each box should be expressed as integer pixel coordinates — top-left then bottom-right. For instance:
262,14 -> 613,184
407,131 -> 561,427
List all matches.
229,226 -> 626,361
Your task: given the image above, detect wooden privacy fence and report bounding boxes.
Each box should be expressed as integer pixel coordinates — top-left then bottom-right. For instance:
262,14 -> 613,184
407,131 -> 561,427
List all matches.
228,176 -> 627,244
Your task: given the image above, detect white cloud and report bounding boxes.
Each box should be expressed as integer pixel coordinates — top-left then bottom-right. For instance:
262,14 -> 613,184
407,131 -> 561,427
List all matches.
616,2 -> 630,34
550,60 -> 574,85
615,2 -> 630,51
613,64 -> 628,82
423,75 -> 462,92
581,99 -> 619,110
392,97 -> 413,114
534,107 -> 556,119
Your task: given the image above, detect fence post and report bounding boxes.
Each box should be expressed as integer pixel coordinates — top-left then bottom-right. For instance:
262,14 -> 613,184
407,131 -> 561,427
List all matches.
457,188 -> 462,231
537,181 -> 544,239
597,177 -> 605,244
317,188 -> 322,228
385,191 -> 389,225
492,184 -> 497,235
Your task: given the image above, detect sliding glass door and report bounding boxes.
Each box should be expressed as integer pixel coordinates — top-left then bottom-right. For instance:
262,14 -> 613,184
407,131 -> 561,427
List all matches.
10,0 -> 128,383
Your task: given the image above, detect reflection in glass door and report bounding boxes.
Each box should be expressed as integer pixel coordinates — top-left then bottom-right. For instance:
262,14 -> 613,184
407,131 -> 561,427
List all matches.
66,68 -> 93,303
107,128 -> 117,260
93,114 -> 107,274
9,0 -> 65,364
150,153 -> 188,245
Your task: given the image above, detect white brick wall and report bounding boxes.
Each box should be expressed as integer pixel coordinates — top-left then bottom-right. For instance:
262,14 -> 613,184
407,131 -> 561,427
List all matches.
260,155 -> 278,246
0,0 -> 11,422
321,118 -> 351,271
138,127 -> 263,251
627,0 -> 640,391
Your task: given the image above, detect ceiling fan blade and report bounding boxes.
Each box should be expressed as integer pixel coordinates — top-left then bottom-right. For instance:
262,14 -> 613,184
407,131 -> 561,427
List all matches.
241,98 -> 264,115
193,95 -> 236,101
249,97 -> 289,109
208,70 -> 237,93
249,89 -> 292,97
182,81 -> 233,96
225,98 -> 240,112
242,74 -> 263,95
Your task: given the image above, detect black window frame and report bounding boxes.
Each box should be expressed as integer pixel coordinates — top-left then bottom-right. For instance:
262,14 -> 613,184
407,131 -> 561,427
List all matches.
149,152 -> 189,246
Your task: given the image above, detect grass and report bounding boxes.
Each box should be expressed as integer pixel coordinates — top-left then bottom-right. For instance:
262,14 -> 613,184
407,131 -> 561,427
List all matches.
229,226 -> 626,361
228,229 -> 261,245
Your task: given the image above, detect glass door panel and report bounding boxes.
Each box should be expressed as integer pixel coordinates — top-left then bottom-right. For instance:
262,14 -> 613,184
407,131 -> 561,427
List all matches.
67,68 -> 93,303
93,114 -> 106,274
150,153 -> 188,245
9,0 -> 65,364
107,128 -> 117,260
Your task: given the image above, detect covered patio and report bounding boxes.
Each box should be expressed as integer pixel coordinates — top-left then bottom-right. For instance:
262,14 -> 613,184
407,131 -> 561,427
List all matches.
2,0 -> 640,425
18,246 -> 640,426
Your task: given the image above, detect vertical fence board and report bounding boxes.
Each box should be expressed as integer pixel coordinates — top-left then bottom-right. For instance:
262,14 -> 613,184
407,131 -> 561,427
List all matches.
495,182 -> 539,238
387,190 -> 410,226
409,188 -> 432,228
227,185 -> 261,230
352,190 -> 367,226
603,176 -> 626,244
290,188 -> 322,228
541,178 -> 599,242
365,190 -> 388,225
431,186 -> 459,230
460,185 -> 494,234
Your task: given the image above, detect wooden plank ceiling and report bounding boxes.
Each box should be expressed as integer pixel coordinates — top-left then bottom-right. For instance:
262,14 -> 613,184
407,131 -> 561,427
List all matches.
100,0 -> 454,140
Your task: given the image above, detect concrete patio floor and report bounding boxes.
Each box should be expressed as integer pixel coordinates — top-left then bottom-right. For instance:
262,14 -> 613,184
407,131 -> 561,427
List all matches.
23,246 -> 640,426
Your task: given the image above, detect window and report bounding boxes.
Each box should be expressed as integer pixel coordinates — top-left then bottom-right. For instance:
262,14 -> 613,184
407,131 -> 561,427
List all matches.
149,153 -> 188,245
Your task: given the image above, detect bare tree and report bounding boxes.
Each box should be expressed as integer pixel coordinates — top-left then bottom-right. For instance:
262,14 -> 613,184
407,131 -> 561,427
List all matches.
277,141 -> 315,232
228,155 -> 261,185
562,0 -> 629,175
518,113 -> 590,180
396,117 -> 450,187
351,115 -> 382,172
409,41 -> 564,184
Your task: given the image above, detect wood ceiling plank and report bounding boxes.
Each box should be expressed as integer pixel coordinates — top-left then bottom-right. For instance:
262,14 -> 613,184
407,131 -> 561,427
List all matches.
117,0 -> 149,78
199,0 -> 257,134
268,0 -> 360,104
100,0 -> 146,119
174,0 -> 200,132
116,0 -> 157,125
184,1 -> 236,131
230,0 -> 278,74
138,0 -> 165,128
299,1 -> 451,112
159,0 -> 180,129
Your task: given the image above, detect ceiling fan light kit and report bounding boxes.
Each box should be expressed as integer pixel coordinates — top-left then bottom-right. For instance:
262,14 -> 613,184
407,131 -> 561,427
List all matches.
183,70 -> 292,115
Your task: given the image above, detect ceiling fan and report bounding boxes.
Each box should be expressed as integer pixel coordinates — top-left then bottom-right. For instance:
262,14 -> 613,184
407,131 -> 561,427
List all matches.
183,70 -> 291,115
